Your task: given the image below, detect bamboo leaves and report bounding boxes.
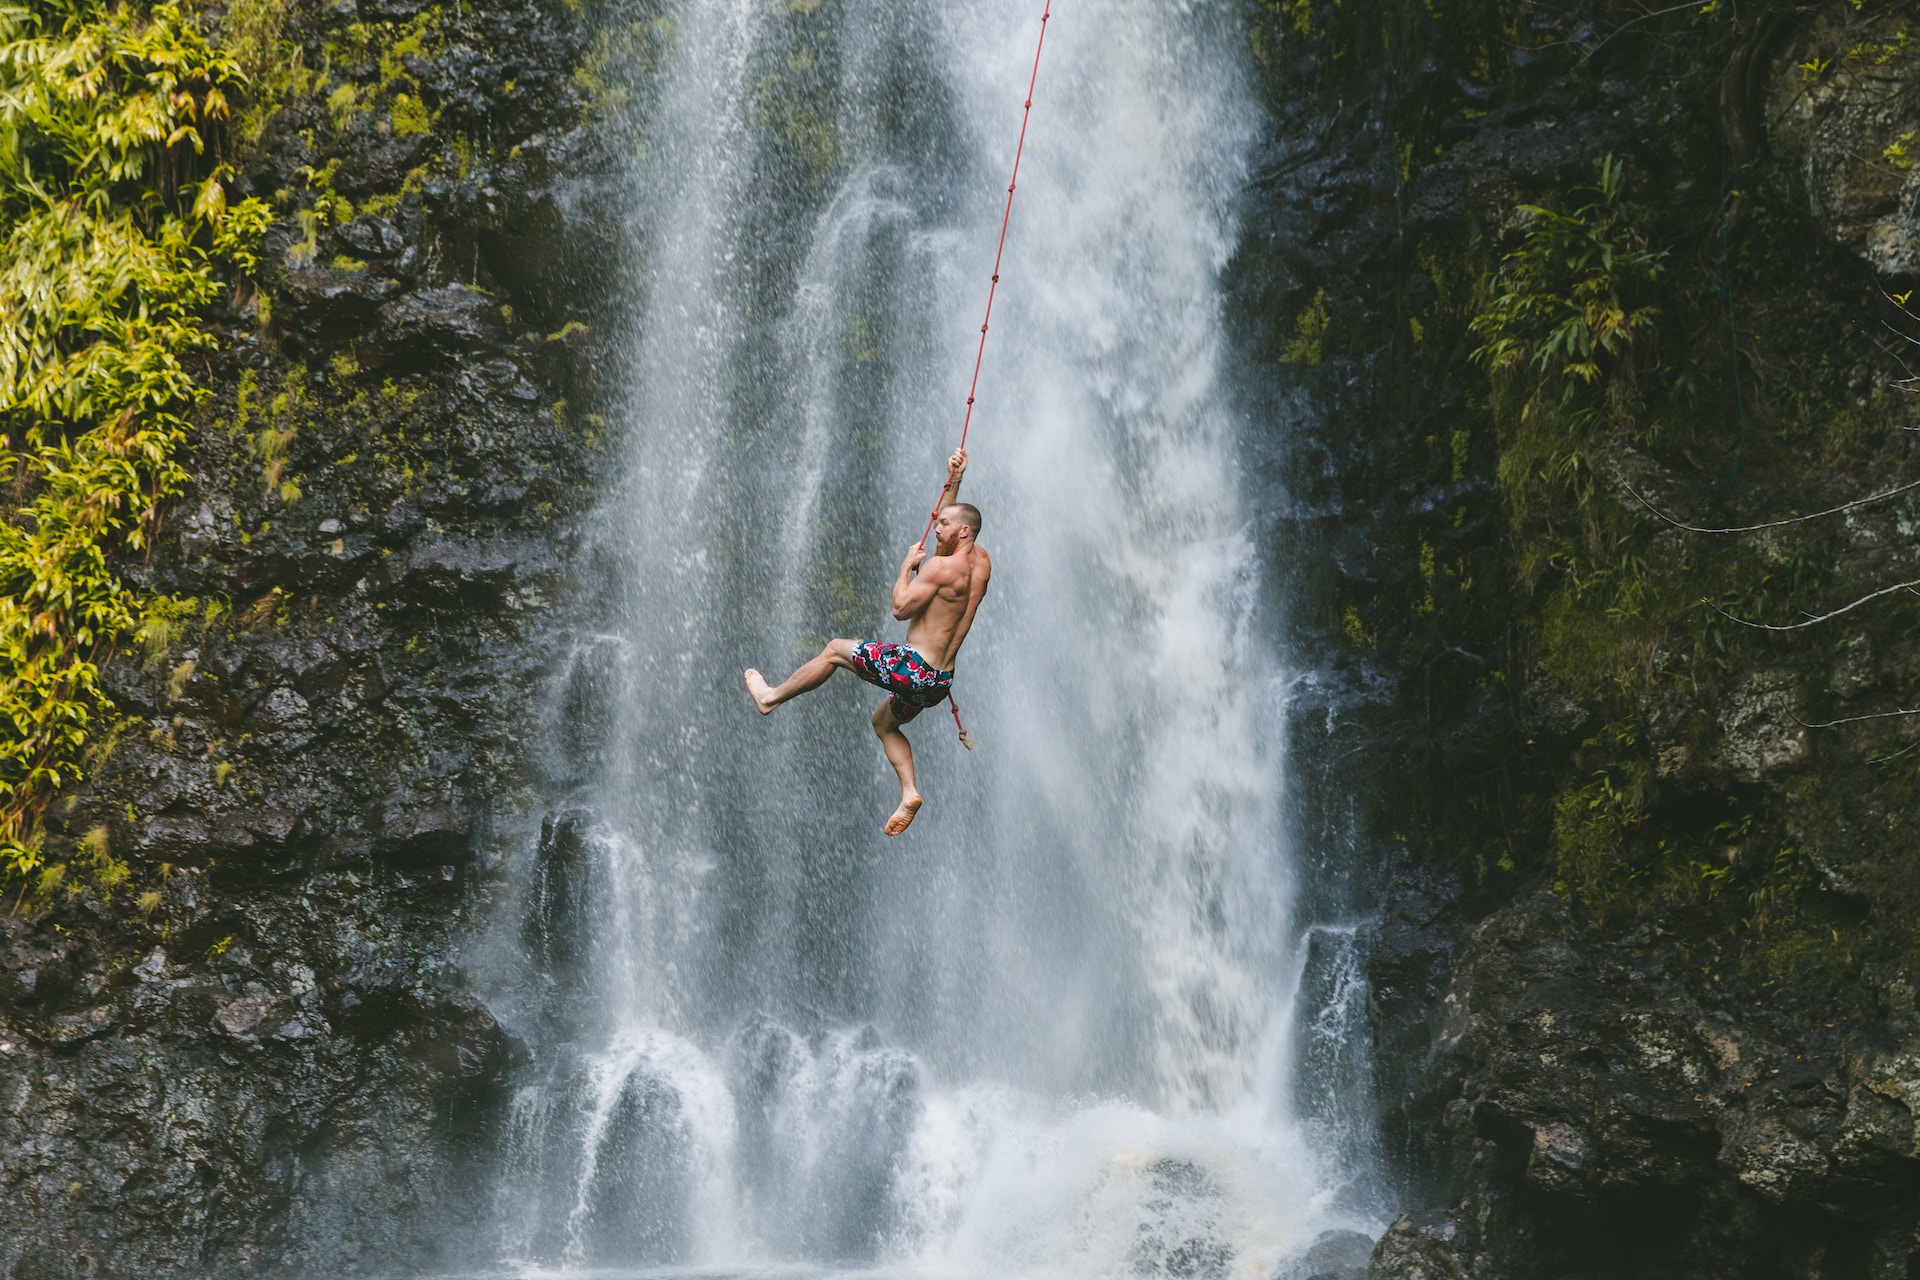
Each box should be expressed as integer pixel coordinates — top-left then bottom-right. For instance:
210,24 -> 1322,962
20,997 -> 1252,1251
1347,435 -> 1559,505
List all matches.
1471,156 -> 1667,402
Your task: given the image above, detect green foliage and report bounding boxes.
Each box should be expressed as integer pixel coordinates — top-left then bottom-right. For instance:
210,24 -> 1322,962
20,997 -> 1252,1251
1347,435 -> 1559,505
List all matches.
320,11 -> 442,139
1453,141 -> 1902,1000
571,11 -> 676,119
219,0 -> 303,146
212,192 -> 272,272
1280,288 -> 1330,366
387,89 -> 427,135
1551,758 -> 1648,914
0,0 -> 269,892
1466,159 -> 1674,645
1471,157 -> 1667,407
746,6 -> 842,190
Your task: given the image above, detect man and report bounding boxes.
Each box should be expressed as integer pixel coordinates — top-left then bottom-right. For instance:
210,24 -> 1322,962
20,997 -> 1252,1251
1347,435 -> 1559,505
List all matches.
745,448 -> 991,836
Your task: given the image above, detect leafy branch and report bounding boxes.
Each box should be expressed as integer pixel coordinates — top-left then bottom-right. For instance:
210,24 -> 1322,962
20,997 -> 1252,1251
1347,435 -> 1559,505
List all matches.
1471,155 -> 1668,406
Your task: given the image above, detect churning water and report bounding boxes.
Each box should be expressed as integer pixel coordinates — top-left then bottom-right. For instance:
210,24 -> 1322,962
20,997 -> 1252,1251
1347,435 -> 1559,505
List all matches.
476,0 -> 1378,1274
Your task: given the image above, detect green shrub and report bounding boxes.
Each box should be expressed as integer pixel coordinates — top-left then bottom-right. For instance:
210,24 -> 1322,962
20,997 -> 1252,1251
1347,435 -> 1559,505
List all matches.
1471,156 -> 1667,403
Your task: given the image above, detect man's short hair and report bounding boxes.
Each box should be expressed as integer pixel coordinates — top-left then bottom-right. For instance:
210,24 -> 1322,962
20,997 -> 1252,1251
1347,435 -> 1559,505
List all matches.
950,503 -> 982,538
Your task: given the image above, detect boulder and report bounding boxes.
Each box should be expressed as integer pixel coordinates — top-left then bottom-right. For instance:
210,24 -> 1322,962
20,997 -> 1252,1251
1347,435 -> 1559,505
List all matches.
1767,13 -> 1920,277
1389,888 -> 1920,1276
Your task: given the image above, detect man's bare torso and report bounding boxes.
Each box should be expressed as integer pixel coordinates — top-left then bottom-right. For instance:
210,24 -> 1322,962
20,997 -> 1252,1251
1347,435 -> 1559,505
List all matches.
903,543 -> 992,671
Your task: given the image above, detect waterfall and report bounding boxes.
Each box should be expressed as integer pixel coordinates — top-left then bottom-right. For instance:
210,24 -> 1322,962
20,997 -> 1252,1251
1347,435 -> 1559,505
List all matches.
480,0 -> 1379,1271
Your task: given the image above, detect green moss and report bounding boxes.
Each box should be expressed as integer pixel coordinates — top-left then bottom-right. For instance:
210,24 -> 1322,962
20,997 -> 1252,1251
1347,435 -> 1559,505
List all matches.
1280,288 -> 1330,366
1550,756 -> 1648,915
221,0 -> 307,147
574,14 -> 677,120
1340,605 -> 1376,650
751,74 -> 843,175
745,11 -> 845,190
328,82 -> 364,132
389,92 -> 430,135
1415,539 -> 1437,616
847,314 -> 881,363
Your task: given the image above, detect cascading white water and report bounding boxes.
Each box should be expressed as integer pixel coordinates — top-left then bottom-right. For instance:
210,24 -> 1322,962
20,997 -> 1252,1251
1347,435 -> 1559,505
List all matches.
484,0 -> 1379,1272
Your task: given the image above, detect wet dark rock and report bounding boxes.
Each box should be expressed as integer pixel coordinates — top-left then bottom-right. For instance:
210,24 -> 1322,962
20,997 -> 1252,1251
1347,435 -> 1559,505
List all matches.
1594,445 -> 1702,529
1529,688 -> 1593,743
1766,11 -> 1920,277
274,264 -> 402,339
1368,1210 -> 1470,1280
336,214 -> 407,258
1243,2 -> 1920,1273
333,130 -> 437,198
44,1005 -> 118,1046
1713,668 -> 1809,782
1797,836 -> 1869,899
1405,111 -> 1636,233
210,808 -> 300,854
1829,634 -> 1877,698
1382,890 -> 1920,1277
397,533 -> 554,605
525,809 -> 594,975
373,282 -> 505,367
1291,1228 -> 1376,1280
377,798 -> 473,864
133,812 -> 213,859
250,685 -> 315,749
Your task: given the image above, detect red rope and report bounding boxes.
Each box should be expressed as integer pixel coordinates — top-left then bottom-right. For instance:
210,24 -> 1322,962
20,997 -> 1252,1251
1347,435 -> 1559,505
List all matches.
920,0 -> 1053,550
922,0 -> 1053,752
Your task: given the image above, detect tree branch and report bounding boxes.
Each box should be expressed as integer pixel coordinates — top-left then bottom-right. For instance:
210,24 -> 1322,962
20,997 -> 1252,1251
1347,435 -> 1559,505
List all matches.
1869,732 -> 1920,764
1703,577 -> 1920,632
1626,478 -> 1920,534
1794,706 -> 1920,729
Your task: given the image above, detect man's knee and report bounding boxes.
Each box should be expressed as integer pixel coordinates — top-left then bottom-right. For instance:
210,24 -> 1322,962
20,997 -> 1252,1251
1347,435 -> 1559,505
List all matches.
825,638 -> 857,668
870,702 -> 897,736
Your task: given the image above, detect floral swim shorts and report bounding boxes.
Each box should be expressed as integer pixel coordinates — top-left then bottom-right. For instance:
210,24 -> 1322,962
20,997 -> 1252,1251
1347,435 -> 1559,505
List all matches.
850,640 -> 953,719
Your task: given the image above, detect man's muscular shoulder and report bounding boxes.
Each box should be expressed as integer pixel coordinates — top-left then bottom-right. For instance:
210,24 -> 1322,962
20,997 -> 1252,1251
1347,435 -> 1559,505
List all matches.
926,551 -> 971,581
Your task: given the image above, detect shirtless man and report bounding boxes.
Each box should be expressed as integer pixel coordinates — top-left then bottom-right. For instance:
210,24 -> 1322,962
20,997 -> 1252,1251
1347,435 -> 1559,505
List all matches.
745,448 -> 992,836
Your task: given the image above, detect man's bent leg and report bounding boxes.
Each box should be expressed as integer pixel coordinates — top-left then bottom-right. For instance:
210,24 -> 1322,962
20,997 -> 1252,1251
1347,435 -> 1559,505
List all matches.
871,700 -> 922,836
746,639 -> 857,714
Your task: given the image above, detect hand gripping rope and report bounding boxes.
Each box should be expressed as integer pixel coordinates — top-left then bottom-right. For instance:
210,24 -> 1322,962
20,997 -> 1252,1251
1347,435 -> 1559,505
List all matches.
920,0 -> 1053,752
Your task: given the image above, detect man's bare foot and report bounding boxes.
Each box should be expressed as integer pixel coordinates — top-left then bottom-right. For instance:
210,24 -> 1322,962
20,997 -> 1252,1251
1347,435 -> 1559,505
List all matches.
883,791 -> 923,836
744,669 -> 776,714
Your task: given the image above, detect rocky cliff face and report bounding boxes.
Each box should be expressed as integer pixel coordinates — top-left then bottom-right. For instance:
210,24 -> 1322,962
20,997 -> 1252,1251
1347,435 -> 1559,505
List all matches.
0,0 -> 621,1273
1373,892 -> 1920,1278
1235,0 -> 1920,1275
8,0 -> 1920,1275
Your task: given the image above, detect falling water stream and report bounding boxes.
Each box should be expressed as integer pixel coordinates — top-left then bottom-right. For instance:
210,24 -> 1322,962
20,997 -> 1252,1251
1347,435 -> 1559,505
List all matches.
475,0 -> 1377,1273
